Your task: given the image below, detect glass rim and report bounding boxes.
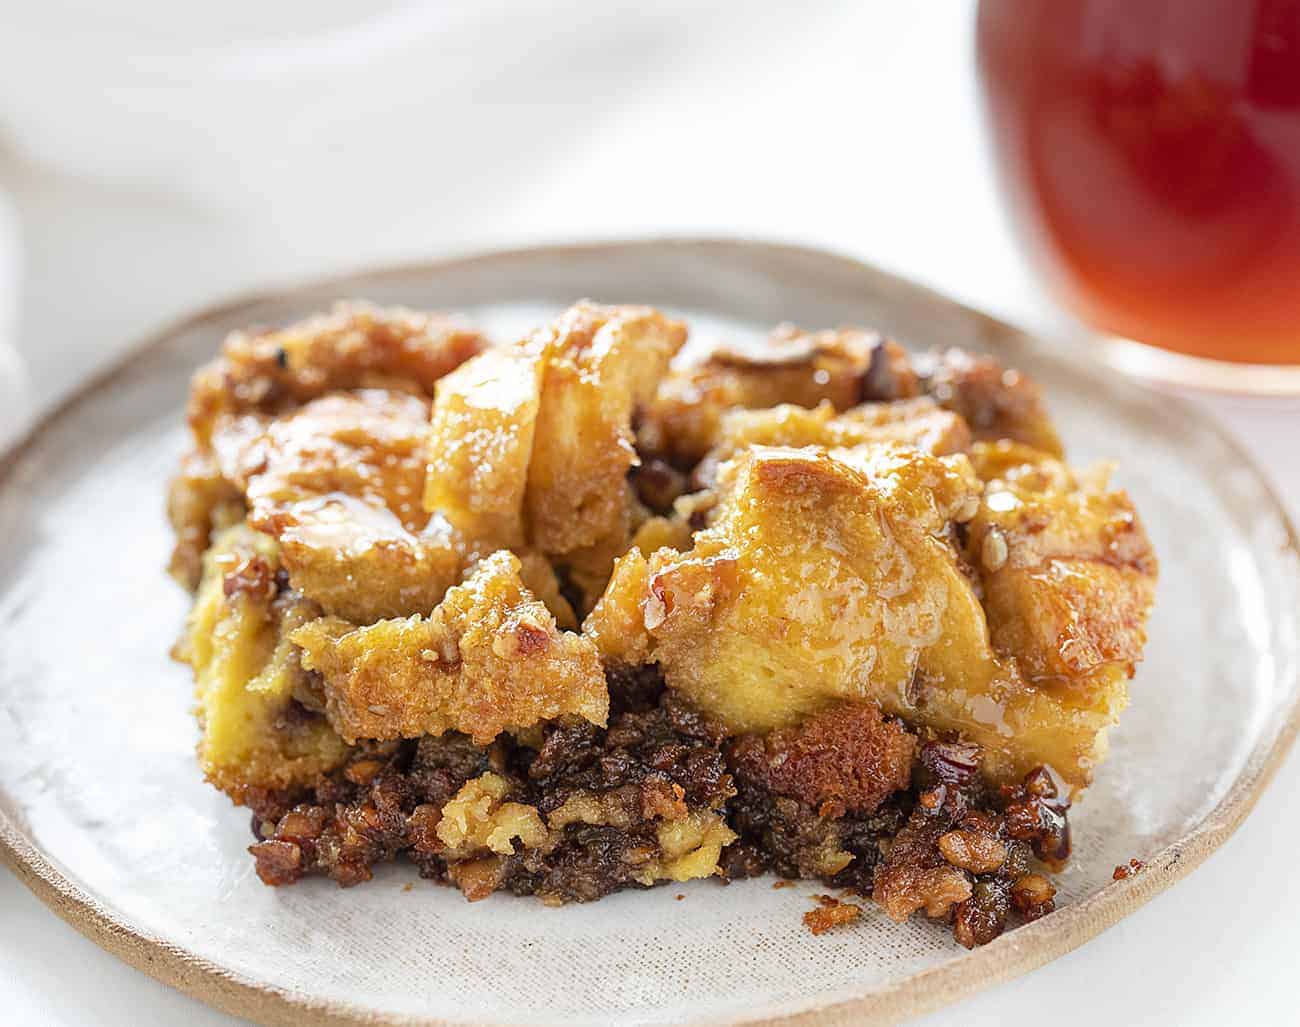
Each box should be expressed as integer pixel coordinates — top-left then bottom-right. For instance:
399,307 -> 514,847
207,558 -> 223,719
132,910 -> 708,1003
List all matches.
1098,336 -> 1300,397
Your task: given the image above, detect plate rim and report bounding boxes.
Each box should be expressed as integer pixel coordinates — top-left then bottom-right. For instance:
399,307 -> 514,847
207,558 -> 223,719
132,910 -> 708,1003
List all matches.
1,235 -> 1297,1027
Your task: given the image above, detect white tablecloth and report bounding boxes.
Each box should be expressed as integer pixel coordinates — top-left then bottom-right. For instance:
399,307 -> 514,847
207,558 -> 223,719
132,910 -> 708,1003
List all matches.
2,3 -> 1296,1024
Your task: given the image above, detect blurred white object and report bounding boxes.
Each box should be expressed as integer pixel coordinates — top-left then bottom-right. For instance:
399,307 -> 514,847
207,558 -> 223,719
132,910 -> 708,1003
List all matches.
0,189 -> 27,448
0,2 -> 1034,424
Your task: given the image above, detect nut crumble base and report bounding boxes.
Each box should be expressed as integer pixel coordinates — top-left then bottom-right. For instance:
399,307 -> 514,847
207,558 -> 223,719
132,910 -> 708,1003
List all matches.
247,671 -> 1063,947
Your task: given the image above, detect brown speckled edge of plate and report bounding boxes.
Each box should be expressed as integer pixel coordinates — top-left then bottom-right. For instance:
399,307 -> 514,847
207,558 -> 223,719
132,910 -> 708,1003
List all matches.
1,237 -> 1298,1027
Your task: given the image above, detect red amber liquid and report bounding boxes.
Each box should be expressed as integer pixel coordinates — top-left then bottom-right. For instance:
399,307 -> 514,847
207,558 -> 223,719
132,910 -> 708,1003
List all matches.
978,0 -> 1300,364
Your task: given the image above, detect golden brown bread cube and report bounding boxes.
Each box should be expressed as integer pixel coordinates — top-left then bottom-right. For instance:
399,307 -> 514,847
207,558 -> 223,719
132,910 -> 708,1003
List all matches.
695,397 -> 971,486
639,326 -> 1063,468
581,545 -> 656,669
175,525 -> 350,801
187,301 -> 486,449
222,390 -> 466,623
423,304 -> 685,561
169,303 -> 483,594
585,444 -> 980,729
166,450 -> 247,589
421,302 -> 685,605
424,344 -> 546,550
292,550 -> 608,745
639,327 -> 917,466
965,440 -> 1157,686
523,303 -> 687,554
585,443 -> 1151,790
722,397 -> 971,456
274,507 -> 465,626
233,390 -> 432,531
916,348 -> 1063,457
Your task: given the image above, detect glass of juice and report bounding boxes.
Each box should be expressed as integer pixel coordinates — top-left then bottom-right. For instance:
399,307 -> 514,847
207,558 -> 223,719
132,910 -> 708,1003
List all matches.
977,0 -> 1300,392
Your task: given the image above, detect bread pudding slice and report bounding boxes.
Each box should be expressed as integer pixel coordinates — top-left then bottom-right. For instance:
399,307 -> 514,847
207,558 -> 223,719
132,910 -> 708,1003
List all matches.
170,299 -> 1156,950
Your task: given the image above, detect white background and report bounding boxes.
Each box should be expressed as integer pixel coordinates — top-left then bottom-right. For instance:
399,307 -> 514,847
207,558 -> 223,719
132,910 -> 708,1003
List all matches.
1,3 -> 1297,1024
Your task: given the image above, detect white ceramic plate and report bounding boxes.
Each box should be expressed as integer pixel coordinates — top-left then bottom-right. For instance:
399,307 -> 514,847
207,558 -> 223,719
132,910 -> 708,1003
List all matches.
1,240 -> 1297,1026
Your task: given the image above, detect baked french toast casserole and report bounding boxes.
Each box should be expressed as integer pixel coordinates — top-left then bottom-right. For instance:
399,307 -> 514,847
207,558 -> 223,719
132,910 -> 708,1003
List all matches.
168,300 -> 1155,947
